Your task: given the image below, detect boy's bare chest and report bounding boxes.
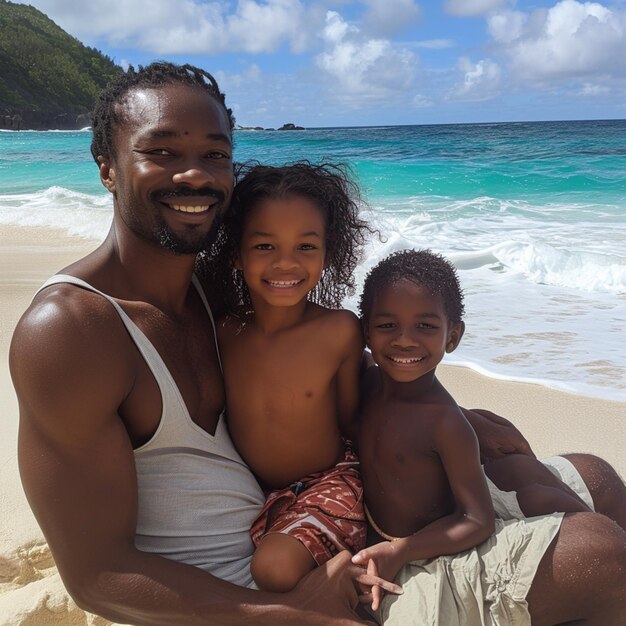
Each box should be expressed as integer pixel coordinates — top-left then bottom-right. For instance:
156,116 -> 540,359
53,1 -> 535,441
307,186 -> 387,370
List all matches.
361,402 -> 437,462
359,402 -> 454,532
358,399 -> 447,494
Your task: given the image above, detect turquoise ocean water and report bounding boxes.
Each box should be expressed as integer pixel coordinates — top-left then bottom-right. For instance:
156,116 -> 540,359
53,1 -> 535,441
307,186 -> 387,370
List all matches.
1,120 -> 625,401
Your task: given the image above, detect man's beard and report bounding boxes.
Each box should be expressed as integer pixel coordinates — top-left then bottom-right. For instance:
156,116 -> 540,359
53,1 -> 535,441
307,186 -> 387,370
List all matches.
154,211 -> 223,255
148,186 -> 227,255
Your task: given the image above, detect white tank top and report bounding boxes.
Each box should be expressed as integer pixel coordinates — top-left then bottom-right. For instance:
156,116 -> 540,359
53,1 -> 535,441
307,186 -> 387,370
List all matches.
36,274 -> 265,588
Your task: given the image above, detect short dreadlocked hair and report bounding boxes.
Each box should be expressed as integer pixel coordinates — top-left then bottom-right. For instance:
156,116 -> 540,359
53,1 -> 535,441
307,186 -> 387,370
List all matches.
197,161 -> 372,315
90,61 -> 234,163
359,249 -> 465,326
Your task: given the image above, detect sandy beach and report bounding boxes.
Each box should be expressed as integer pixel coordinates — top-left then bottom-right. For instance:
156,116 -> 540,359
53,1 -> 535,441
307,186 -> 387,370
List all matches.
1,224 -> 624,625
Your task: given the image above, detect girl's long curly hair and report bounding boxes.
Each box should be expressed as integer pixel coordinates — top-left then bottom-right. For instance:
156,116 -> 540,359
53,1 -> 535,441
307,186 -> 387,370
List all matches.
196,161 -> 372,317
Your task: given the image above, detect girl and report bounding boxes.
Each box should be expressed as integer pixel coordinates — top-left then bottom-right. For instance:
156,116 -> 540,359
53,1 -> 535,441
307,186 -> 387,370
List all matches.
199,162 -> 372,592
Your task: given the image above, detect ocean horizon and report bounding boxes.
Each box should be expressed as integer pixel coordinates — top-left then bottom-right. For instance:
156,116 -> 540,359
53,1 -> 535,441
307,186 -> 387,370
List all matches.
1,119 -> 625,401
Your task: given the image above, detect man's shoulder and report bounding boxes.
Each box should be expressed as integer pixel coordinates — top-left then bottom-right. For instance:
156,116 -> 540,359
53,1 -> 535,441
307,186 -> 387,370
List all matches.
12,276 -> 131,368
10,275 -> 138,428
23,278 -> 118,326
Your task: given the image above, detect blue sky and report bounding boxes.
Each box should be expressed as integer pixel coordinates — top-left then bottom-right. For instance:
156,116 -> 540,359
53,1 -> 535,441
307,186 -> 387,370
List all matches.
16,0 -> 626,127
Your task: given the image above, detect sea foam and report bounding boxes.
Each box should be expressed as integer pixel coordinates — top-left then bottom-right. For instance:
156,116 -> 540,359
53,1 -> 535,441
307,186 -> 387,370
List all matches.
0,187 -> 111,240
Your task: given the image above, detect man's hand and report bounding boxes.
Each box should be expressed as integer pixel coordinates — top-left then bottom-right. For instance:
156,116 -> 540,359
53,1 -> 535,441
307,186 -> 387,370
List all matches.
461,408 -> 535,462
290,551 -> 402,624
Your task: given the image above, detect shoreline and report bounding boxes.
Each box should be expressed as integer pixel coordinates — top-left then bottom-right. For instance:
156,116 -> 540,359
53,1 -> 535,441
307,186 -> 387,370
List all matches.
1,224 -> 624,624
437,363 -> 625,475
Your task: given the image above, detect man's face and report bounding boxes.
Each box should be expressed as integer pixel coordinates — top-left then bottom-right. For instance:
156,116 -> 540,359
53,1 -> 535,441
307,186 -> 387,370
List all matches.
101,83 -> 234,254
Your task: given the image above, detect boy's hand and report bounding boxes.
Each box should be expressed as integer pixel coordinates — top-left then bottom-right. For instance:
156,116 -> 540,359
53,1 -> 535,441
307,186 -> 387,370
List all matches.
292,551 -> 402,623
352,542 -> 405,612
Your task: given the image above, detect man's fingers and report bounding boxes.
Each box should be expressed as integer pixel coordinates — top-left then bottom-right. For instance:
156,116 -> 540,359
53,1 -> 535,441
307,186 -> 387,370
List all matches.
371,582 -> 382,612
354,571 -> 402,594
366,558 -> 383,611
366,557 -> 378,576
357,587 -> 383,611
352,550 -> 368,564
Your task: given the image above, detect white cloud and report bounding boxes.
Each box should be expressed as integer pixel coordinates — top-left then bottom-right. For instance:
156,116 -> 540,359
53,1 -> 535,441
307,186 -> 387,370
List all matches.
412,94 -> 433,107
315,11 -> 418,101
451,57 -> 502,100
225,0 -> 316,54
488,10 -> 527,44
15,0 -> 321,55
414,39 -> 455,49
215,64 -> 263,91
488,1 -> 626,82
578,82 -> 610,96
360,0 -> 421,37
445,0 -> 510,17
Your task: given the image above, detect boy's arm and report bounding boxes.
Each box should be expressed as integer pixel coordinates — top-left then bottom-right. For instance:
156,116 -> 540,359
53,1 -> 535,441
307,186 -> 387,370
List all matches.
11,296 -> 382,625
335,311 -> 366,442
353,409 -> 495,586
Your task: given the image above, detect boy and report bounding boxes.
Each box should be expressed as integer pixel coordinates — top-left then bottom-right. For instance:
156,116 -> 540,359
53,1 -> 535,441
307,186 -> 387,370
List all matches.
354,249 -> 590,622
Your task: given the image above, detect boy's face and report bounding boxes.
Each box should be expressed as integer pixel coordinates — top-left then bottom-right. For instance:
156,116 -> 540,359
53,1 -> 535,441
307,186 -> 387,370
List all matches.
237,194 -> 327,309
365,278 -> 464,383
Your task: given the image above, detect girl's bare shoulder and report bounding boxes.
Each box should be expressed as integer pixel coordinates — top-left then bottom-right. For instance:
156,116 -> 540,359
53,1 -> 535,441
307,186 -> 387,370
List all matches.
307,304 -> 360,326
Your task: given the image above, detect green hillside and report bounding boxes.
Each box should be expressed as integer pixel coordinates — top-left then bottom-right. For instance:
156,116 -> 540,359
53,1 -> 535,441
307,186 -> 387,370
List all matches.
0,0 -> 122,129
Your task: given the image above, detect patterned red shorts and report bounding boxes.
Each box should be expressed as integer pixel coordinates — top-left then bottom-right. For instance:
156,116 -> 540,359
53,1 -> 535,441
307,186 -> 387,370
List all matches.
250,446 -> 366,565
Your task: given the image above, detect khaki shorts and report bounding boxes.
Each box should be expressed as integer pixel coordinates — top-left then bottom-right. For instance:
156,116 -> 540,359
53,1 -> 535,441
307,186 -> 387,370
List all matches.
486,455 -> 595,520
541,455 -> 595,510
378,514 -> 563,626
485,472 -> 525,520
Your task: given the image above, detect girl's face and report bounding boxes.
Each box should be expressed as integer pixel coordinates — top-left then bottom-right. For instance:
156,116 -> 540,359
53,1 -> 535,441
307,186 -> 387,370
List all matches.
365,278 -> 464,383
237,194 -> 327,309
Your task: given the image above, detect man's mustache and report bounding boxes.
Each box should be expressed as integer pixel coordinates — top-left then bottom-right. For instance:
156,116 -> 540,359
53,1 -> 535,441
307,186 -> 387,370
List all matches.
152,188 -> 227,203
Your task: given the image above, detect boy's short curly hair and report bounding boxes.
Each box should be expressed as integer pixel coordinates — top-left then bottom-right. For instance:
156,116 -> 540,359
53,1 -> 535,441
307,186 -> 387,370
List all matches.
359,249 -> 465,325
90,60 -> 234,164
197,161 -> 372,314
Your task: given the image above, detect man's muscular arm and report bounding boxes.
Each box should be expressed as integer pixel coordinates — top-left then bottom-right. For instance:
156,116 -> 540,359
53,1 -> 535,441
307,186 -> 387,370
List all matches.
11,291 -> 387,625
460,408 -> 535,461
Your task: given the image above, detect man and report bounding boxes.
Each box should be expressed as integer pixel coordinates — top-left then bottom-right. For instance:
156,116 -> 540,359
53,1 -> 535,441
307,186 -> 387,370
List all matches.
10,62 -> 626,624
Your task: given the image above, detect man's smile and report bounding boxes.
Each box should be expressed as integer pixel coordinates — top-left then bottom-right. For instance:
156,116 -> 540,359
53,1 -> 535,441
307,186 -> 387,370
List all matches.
167,202 -> 212,214
154,187 -> 226,215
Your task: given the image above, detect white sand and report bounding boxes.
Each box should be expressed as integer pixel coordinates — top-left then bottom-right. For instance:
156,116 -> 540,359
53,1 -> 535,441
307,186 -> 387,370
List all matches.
1,226 -> 112,625
1,225 -> 624,625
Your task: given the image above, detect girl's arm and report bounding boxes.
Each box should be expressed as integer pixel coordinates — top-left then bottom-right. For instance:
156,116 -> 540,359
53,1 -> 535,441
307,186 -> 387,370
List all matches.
335,311 -> 366,442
